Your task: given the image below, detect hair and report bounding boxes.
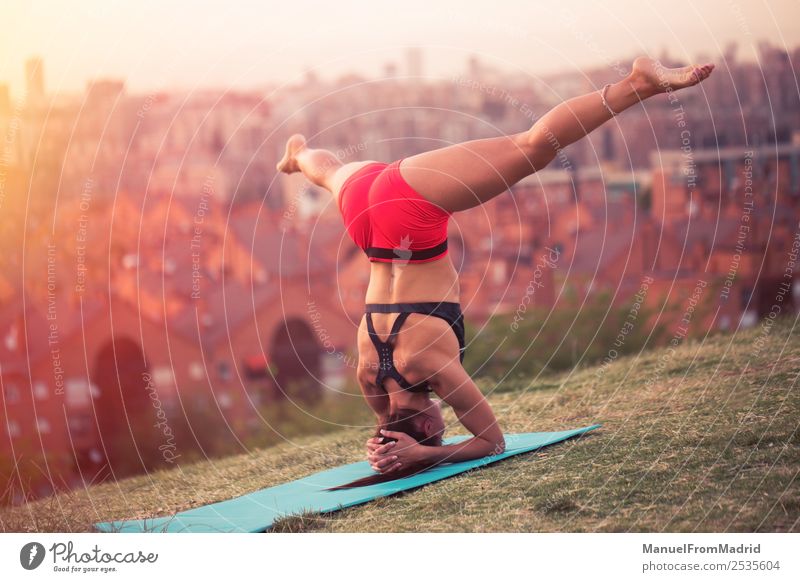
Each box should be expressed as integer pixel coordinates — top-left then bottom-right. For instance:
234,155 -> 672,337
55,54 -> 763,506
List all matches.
327,408 -> 443,491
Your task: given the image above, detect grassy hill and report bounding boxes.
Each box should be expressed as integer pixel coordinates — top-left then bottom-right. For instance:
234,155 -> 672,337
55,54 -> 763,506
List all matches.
2,317 -> 798,533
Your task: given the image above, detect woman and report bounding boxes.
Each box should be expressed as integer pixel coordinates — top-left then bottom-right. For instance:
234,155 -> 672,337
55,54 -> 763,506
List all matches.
277,57 -> 714,484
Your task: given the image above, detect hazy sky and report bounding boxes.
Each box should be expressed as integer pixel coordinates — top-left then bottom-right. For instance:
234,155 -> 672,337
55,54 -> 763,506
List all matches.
2,0 -> 799,100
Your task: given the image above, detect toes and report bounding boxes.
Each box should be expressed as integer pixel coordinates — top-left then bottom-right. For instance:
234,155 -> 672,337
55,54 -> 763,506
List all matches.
689,64 -> 713,84
697,63 -> 714,80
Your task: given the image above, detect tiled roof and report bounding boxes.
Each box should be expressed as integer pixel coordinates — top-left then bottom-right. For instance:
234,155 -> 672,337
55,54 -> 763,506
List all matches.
568,220 -> 638,273
168,278 -> 277,350
228,213 -> 337,277
0,291 -> 106,372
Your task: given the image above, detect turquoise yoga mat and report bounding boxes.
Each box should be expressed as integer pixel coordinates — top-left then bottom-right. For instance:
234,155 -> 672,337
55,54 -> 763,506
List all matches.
94,424 -> 600,533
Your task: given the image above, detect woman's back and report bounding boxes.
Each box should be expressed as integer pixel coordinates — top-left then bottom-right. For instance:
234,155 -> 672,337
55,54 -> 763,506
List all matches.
360,259 -> 463,389
365,259 -> 460,305
357,307 -> 462,391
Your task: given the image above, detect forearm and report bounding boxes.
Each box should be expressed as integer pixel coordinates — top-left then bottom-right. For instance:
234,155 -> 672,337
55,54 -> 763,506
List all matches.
419,435 -> 503,465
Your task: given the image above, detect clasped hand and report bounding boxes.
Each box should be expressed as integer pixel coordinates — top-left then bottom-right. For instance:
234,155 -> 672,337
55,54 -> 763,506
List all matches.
365,429 -> 428,474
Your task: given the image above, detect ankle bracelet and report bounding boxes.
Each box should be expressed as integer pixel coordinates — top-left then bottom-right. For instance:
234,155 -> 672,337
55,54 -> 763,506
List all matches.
600,84 -> 619,117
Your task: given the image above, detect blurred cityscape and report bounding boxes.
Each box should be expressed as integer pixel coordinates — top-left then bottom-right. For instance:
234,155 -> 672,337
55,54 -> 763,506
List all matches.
2,43 -> 800,504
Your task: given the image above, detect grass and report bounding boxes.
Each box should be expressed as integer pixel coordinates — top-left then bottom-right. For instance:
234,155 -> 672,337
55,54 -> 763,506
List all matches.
2,316 -> 798,532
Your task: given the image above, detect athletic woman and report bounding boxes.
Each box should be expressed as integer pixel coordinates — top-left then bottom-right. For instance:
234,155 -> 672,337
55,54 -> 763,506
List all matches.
276,57 -> 714,484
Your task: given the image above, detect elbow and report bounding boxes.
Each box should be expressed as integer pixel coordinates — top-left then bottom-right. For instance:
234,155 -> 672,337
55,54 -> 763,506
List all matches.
483,435 -> 505,456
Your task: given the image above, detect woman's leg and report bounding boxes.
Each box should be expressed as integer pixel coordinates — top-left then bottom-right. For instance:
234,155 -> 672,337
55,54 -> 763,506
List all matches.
276,134 -> 375,200
398,57 -> 715,213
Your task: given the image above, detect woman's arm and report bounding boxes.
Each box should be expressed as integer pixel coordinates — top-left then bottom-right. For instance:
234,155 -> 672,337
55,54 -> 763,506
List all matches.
377,358 -> 505,467
423,359 -> 505,462
357,368 -> 390,422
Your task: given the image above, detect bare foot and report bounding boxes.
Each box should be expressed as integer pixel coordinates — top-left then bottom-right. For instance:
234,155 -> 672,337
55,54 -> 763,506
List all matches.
276,134 -> 307,173
629,57 -> 715,98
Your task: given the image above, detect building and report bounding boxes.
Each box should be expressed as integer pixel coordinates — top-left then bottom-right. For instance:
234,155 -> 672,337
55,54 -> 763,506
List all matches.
24,57 -> 44,108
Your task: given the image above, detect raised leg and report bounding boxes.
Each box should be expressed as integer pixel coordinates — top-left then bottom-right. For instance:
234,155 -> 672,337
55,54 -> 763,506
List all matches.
276,134 -> 341,189
276,134 -> 376,201
398,57 -> 715,213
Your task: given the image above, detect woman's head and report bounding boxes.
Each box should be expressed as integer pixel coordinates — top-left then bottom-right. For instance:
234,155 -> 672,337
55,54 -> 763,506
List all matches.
380,403 -> 445,447
326,402 -> 446,491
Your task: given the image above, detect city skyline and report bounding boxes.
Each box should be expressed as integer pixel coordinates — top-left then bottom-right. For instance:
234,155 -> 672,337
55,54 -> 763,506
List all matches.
2,0 -> 800,101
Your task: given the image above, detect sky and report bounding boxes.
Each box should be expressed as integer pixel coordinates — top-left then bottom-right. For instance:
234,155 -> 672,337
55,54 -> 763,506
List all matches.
2,0 -> 800,100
